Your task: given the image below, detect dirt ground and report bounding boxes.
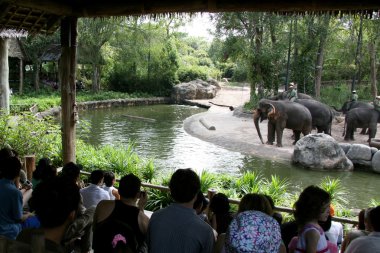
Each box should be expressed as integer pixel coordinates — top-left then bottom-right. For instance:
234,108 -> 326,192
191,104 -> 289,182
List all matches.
185,83 -> 378,162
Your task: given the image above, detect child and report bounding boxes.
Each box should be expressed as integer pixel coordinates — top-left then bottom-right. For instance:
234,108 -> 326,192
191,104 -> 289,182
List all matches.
290,185 -> 332,253
103,171 -> 120,200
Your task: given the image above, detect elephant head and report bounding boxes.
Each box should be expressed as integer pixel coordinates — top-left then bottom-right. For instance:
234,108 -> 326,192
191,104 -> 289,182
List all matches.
253,102 -> 276,144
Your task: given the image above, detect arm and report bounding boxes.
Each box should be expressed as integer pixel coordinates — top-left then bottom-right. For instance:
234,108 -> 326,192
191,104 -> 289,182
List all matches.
112,189 -> 120,200
304,229 -> 320,253
138,211 -> 150,234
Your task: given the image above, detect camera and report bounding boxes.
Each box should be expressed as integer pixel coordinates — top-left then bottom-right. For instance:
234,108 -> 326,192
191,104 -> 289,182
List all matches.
22,180 -> 33,189
139,191 -> 146,198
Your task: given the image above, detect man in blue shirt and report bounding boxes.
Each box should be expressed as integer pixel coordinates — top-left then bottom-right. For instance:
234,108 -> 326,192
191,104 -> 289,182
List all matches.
0,157 -> 23,239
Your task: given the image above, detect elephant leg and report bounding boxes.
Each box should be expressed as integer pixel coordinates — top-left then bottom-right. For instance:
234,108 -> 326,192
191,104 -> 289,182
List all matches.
368,124 -> 377,142
360,128 -> 367,135
276,128 -> 284,147
293,131 -> 301,145
266,122 -> 275,145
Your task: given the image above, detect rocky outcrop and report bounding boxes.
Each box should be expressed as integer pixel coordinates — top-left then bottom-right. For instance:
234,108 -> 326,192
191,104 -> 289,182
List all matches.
171,79 -> 220,102
293,134 -> 353,171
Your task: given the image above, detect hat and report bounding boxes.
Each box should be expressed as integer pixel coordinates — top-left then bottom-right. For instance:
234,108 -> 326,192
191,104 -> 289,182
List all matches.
352,90 -> 356,93
376,96 -> 380,100
225,211 -> 281,252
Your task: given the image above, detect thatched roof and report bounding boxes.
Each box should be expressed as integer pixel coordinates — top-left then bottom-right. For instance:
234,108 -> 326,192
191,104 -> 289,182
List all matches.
8,38 -> 28,59
1,0 -> 379,35
40,44 -> 61,62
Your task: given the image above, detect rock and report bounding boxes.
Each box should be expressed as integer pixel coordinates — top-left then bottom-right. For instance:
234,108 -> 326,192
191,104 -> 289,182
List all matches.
171,79 -> 219,102
339,143 -> 351,154
293,133 -> 353,171
351,159 -> 372,167
207,78 -> 221,89
371,151 -> 380,173
371,147 -> 378,156
346,144 -> 372,161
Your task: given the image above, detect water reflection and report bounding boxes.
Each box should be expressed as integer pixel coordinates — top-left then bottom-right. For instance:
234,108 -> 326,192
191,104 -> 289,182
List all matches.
78,104 -> 380,208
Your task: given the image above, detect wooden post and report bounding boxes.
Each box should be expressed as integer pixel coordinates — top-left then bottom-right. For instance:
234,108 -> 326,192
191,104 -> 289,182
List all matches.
19,58 -> 23,95
60,17 -> 78,164
24,155 -> 35,181
0,38 -> 10,114
207,188 -> 217,218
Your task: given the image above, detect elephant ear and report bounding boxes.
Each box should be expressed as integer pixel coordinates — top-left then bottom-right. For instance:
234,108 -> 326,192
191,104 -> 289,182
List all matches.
267,103 -> 278,120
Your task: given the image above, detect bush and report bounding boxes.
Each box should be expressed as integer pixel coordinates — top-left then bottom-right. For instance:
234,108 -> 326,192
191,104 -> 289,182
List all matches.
177,66 -> 208,82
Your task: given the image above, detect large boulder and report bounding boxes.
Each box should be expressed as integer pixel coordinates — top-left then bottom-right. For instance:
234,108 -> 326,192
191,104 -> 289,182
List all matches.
171,79 -> 219,102
371,151 -> 380,173
346,144 -> 372,161
293,134 -> 353,171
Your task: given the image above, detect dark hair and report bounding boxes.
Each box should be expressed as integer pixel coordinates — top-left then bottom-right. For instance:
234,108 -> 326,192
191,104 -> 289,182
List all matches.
0,147 -> 17,178
318,215 -> 332,231
104,171 -> 116,187
209,193 -> 230,214
33,158 -> 51,180
358,209 -> 366,230
31,176 -> 80,228
2,157 -> 22,180
90,170 -> 105,185
61,162 -> 82,182
238,193 -> 272,215
193,191 -> 207,210
294,185 -> 331,227
118,173 -> 141,199
169,169 -> 200,203
370,206 -> 380,232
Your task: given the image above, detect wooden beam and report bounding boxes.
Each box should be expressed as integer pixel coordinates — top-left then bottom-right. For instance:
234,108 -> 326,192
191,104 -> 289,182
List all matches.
60,16 -> 77,164
0,38 -> 9,114
10,0 -> 72,16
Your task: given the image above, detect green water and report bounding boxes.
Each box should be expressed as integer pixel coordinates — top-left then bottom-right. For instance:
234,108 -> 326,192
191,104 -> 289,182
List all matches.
77,104 -> 380,209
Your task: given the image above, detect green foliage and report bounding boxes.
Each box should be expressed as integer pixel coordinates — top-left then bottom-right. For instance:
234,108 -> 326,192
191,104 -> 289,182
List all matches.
177,66 -> 208,82
234,171 -> 263,196
370,199 -> 380,207
319,177 -> 348,209
262,175 -> 290,206
198,170 -> 220,193
0,112 -> 61,165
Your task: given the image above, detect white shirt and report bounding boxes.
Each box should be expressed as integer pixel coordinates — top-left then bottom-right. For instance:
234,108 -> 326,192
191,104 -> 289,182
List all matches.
103,185 -> 116,200
326,221 -> 343,245
345,231 -> 380,253
80,184 -> 110,209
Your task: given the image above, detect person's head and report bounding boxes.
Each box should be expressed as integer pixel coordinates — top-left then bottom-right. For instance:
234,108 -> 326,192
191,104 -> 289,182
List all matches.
294,185 -> 331,226
376,95 -> 380,100
33,158 -> 51,180
90,170 -> 105,185
0,147 -> 17,178
352,90 -> 356,94
358,209 -> 366,230
238,193 -> 272,215
209,193 -> 230,214
193,191 -> 207,214
364,207 -> 374,231
104,171 -> 116,187
118,173 -> 141,199
2,156 -> 22,180
289,84 -> 294,89
169,168 -> 200,203
61,162 -> 82,183
31,176 -> 80,229
369,206 -> 380,232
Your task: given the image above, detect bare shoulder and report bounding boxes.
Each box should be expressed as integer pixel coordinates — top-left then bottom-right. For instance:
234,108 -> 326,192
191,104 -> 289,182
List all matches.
95,200 -> 115,223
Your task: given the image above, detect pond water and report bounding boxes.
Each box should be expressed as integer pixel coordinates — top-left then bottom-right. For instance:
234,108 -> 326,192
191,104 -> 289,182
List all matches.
78,104 -> 380,209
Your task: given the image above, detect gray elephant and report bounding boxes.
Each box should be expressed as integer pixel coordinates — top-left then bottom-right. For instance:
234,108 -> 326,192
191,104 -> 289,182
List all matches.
295,99 -> 333,135
335,101 -> 373,114
253,99 -> 312,147
268,92 -> 313,101
344,107 -> 380,142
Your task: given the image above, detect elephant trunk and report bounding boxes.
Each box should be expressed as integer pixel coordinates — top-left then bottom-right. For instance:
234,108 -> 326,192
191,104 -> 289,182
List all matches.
253,109 -> 264,144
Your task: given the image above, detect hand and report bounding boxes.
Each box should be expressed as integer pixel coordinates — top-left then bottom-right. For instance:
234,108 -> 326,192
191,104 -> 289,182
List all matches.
138,191 -> 148,210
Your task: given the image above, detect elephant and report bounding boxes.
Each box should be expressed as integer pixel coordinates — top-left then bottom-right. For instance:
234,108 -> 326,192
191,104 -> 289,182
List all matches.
334,101 -> 374,134
295,99 -> 334,135
268,92 -> 313,101
253,99 -> 312,147
343,107 -> 380,142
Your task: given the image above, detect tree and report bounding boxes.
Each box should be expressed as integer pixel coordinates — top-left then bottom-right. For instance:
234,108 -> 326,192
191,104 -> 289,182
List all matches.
22,32 -> 59,91
78,18 -> 118,92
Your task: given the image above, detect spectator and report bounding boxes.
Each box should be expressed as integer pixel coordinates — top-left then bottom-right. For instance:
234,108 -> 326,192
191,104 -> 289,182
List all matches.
325,206 -> 343,248
93,173 -> 149,253
345,206 -> 380,253
341,208 -> 373,253
225,210 -> 283,253
290,185 -> 332,253
193,192 -> 209,223
148,168 -> 214,253
265,195 -> 283,225
0,157 -> 27,239
32,158 -> 56,189
60,162 -> 95,253
80,169 -> 110,209
17,176 -> 81,252
103,171 -> 120,200
238,193 -> 272,215
209,193 -> 233,234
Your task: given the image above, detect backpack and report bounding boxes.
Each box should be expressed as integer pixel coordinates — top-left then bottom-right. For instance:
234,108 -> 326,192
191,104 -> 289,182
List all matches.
93,218 -> 139,253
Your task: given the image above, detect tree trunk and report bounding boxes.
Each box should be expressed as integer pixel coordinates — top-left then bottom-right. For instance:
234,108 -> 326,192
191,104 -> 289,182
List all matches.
92,63 -> 99,92
33,62 -> 40,91
314,15 -> 330,99
0,38 -> 9,114
60,17 -> 78,164
19,58 -> 23,95
368,42 -> 377,99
